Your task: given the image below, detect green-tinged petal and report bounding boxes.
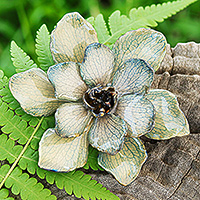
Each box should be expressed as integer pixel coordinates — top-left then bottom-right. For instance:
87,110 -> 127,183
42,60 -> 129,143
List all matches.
112,58 -> 154,95
48,62 -> 88,101
146,89 -> 190,139
9,68 -> 63,117
80,43 -> 114,87
116,94 -> 155,137
55,102 -> 93,138
50,12 -> 98,63
88,114 -> 126,155
112,28 -> 167,72
38,128 -> 88,172
98,137 -> 147,186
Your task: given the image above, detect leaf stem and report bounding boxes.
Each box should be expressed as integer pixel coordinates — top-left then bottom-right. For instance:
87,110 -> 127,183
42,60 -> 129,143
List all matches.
0,116 -> 44,189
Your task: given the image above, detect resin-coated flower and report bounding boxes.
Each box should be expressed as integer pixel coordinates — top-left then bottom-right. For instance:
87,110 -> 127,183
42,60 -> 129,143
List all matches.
9,12 -> 189,186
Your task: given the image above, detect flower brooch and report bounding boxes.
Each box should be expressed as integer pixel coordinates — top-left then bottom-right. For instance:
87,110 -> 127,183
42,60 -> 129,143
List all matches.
9,12 -> 189,186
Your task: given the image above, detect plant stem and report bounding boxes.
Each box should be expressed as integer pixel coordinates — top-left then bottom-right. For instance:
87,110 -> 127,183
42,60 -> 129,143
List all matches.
0,117 -> 44,189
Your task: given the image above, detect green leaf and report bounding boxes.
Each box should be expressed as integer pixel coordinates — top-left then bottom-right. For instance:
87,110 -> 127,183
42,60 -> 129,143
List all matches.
93,14 -> 111,44
0,133 -> 38,175
86,16 -> 95,26
0,134 -> 23,163
146,89 -> 190,140
35,24 -> 54,72
0,188 -> 14,200
19,147 -> 38,175
83,145 -> 104,171
92,0 -> 198,46
0,165 -> 56,200
0,100 -> 34,144
10,41 -> 37,73
109,10 -> 129,37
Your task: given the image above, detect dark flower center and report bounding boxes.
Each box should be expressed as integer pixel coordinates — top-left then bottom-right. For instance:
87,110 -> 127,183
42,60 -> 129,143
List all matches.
83,85 -> 118,117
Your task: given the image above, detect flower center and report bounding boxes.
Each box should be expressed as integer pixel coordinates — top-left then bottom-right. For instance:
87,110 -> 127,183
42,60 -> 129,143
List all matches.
83,85 -> 118,117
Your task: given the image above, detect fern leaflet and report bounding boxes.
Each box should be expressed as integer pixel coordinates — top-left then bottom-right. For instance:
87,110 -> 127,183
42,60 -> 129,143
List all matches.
0,133 -> 36,175
10,41 -> 37,73
83,145 -> 104,171
0,134 -> 23,163
0,100 -> 34,144
94,14 -> 111,44
86,16 -> 95,26
35,24 -> 54,72
0,165 -> 56,200
0,188 -> 14,200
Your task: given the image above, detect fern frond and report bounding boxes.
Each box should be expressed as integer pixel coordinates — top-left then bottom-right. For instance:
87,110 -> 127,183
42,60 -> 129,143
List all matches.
0,133 -> 37,175
0,99 -> 47,149
129,0 -> 198,27
92,0 -> 198,46
0,188 -> 14,200
109,11 -> 129,37
39,170 -> 119,200
0,165 -> 56,200
0,85 -> 45,143
0,102 -> 53,149
10,41 -> 37,73
35,24 -> 54,72
83,146 -> 103,171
